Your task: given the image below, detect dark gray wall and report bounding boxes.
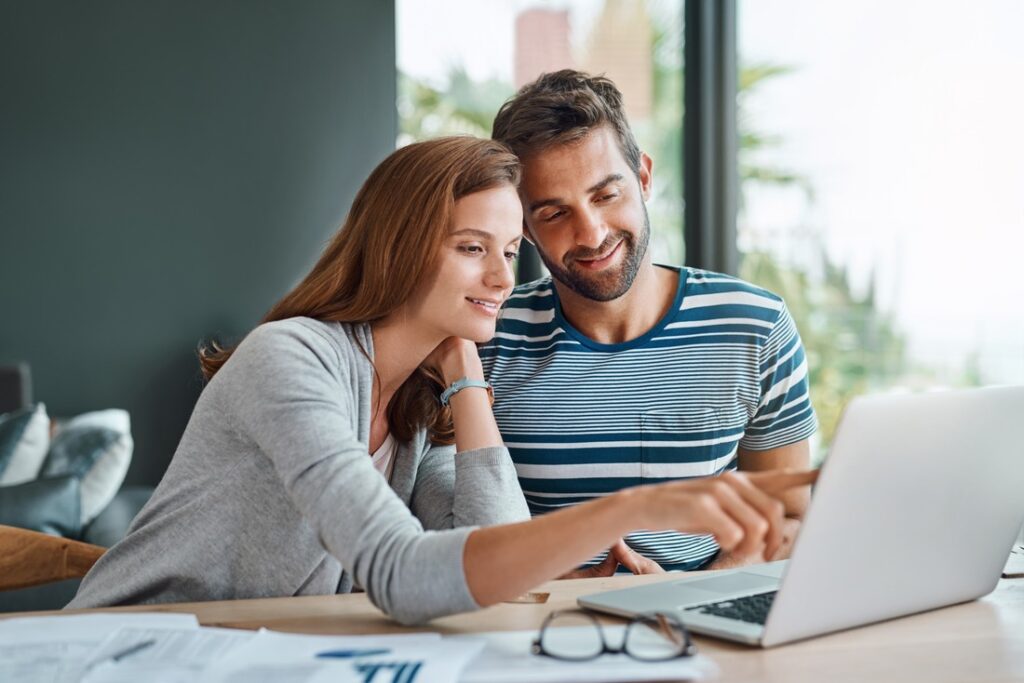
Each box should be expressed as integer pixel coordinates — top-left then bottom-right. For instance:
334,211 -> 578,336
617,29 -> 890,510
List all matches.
0,1 -> 397,485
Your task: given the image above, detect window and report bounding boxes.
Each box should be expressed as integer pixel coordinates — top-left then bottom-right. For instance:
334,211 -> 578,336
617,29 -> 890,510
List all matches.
738,0 -> 1024,458
397,0 -> 685,266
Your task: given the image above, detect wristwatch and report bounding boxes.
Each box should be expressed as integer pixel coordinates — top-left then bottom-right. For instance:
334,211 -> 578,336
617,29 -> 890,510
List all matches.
439,377 -> 493,407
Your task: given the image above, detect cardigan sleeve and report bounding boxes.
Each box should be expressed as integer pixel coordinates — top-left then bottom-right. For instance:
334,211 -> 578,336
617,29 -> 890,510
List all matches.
410,443 -> 531,531
221,320 -> 481,624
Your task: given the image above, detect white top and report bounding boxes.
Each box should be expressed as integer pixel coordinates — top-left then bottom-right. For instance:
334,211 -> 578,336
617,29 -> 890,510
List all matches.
370,433 -> 397,481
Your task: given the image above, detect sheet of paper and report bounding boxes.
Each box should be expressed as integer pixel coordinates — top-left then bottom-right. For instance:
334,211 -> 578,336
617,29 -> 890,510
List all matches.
200,629 -> 482,683
0,612 -> 199,683
83,626 -> 255,683
451,625 -> 718,683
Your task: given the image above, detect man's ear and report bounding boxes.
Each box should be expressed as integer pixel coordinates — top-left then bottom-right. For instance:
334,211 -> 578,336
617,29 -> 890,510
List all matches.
638,152 -> 654,201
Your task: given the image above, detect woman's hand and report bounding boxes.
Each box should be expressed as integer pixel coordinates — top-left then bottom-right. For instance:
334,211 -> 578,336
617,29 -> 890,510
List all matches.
463,468 -> 817,608
425,337 -> 500,452
424,337 -> 484,386
628,469 -> 818,561
706,516 -> 803,569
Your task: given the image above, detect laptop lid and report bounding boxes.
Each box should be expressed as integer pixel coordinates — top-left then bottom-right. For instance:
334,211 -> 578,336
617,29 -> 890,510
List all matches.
761,386 -> 1024,646
579,387 -> 1024,647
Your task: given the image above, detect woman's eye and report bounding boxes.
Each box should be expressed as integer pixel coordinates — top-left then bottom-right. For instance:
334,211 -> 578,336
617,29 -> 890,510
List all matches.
504,251 -> 519,262
459,244 -> 485,255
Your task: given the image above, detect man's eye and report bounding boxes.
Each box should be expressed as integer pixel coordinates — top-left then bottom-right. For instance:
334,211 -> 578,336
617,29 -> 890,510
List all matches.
504,251 -> 519,262
597,193 -> 618,202
542,210 -> 564,222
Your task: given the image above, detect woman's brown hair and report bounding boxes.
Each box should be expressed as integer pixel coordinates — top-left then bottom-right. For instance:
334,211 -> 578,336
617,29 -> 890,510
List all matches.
199,136 -> 520,444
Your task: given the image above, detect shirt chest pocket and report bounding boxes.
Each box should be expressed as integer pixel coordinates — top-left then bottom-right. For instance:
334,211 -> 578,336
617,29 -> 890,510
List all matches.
640,407 -> 733,481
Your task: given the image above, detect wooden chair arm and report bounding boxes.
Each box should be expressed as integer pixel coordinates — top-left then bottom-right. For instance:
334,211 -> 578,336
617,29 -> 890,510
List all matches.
0,524 -> 106,591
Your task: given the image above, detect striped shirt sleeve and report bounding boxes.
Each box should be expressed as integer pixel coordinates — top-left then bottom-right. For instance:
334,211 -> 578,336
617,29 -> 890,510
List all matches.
739,301 -> 818,451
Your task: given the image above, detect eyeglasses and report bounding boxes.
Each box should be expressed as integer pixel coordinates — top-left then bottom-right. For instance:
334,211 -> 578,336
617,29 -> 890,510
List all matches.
531,610 -> 697,662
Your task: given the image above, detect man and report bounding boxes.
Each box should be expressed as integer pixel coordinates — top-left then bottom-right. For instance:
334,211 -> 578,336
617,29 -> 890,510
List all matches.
481,70 -> 817,573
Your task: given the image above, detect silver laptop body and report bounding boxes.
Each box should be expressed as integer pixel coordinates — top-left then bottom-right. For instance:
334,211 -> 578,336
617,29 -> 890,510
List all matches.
578,386 -> 1024,647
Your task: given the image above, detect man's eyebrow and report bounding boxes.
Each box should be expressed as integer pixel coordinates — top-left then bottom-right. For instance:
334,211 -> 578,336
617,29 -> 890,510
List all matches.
587,173 -> 624,194
527,173 -> 625,214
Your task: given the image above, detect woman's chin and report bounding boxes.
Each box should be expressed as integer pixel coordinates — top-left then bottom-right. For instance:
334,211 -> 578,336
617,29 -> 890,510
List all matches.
453,325 -> 496,344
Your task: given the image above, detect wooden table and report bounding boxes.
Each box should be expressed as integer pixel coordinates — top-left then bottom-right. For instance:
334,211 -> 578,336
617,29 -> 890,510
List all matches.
7,574 -> 1024,682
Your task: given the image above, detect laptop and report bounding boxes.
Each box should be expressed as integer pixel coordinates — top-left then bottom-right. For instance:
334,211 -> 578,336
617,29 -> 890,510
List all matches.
578,386 -> 1024,647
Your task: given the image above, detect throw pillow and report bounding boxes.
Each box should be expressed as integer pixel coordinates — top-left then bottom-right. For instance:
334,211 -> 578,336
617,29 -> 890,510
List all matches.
0,403 -> 50,486
0,474 -> 81,537
40,409 -> 133,526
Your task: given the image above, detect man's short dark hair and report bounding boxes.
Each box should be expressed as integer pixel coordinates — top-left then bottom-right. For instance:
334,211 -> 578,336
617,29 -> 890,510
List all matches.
491,69 -> 642,176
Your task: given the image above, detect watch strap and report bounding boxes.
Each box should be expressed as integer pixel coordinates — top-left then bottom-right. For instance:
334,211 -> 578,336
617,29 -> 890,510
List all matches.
440,377 -> 492,407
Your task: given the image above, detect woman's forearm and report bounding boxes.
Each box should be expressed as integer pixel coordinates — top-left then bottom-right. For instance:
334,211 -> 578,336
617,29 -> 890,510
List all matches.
448,385 -> 503,453
462,489 -> 644,606
436,340 -> 504,453
461,468 -> 820,607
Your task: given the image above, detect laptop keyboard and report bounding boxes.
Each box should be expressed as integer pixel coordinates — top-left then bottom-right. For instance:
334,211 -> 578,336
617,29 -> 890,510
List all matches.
686,590 -> 777,625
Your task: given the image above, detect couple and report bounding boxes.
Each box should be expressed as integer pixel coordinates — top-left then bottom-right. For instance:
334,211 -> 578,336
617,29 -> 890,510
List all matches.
69,71 -> 817,624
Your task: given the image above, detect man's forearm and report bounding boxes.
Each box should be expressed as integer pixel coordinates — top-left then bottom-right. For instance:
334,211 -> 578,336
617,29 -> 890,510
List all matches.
737,440 -> 812,517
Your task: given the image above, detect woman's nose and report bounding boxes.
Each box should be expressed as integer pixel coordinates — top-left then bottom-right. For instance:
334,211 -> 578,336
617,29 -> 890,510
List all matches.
486,254 -> 516,290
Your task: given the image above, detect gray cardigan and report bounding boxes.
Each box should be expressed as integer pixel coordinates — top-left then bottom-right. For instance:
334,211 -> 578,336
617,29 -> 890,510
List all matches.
67,318 -> 530,624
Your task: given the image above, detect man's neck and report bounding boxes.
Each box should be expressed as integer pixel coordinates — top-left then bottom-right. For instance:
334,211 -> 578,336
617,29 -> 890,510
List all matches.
554,262 -> 679,344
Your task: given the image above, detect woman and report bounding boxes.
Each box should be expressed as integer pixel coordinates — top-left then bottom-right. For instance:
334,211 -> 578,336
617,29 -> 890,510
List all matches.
68,137 -> 814,624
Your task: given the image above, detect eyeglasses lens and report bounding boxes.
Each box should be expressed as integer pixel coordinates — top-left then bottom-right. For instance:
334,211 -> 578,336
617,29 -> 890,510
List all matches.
540,612 -> 605,660
625,615 -> 689,660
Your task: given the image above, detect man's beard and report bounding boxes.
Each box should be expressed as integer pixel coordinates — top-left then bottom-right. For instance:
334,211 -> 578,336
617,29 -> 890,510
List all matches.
537,205 -> 651,302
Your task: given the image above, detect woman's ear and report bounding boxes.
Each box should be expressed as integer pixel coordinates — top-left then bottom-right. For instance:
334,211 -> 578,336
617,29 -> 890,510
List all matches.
522,219 -> 536,245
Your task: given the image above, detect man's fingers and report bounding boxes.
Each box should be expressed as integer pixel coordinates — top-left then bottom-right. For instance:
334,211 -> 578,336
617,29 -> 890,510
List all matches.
766,517 -> 801,561
589,548 -> 620,577
611,539 -> 666,575
560,549 -> 618,579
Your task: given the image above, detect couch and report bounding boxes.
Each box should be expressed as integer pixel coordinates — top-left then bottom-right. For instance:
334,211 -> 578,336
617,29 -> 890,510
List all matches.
0,363 -> 154,611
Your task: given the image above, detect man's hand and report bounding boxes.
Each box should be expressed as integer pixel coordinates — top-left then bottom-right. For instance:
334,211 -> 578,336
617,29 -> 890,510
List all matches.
559,538 -> 666,579
768,516 -> 801,561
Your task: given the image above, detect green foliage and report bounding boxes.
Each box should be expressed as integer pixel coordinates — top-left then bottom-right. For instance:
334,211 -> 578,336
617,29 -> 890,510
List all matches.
735,61 -> 909,458
648,13 -> 685,263
740,251 -> 906,460
737,62 -> 814,204
398,68 -> 512,141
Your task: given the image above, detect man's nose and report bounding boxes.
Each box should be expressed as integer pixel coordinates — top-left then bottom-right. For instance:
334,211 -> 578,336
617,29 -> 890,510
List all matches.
573,207 -> 609,250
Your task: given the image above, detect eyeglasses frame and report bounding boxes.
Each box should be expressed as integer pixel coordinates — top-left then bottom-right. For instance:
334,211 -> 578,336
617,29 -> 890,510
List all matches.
530,609 -> 698,662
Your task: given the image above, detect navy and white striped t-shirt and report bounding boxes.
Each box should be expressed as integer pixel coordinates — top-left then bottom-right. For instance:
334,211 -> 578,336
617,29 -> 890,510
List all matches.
479,266 -> 817,570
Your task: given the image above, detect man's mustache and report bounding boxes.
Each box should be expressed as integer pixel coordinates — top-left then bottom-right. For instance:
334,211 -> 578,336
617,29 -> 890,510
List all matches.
566,234 -> 629,264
